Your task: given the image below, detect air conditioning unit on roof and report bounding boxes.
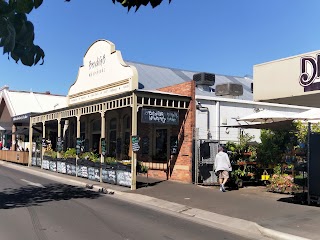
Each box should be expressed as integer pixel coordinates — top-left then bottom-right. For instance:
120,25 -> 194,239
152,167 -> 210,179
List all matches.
215,83 -> 243,97
193,72 -> 215,86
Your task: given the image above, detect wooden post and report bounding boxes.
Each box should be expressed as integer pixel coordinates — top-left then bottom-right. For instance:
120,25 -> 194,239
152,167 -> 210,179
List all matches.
100,111 -> 106,182
131,92 -> 138,190
76,116 -> 81,177
41,121 -> 46,169
57,118 -> 62,158
28,121 -> 33,167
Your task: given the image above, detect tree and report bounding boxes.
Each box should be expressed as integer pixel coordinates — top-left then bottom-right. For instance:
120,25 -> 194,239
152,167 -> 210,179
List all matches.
257,129 -> 296,167
0,0 -> 45,66
0,0 -> 171,67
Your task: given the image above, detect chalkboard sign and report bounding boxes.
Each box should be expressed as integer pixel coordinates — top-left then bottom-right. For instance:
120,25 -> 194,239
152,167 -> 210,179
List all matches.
101,138 -> 106,156
42,138 -> 47,148
141,136 -> 149,154
170,136 -> 178,155
102,169 -> 117,184
141,108 -> 179,125
76,138 -> 82,155
57,137 -> 63,152
116,170 -> 131,187
132,135 -> 140,152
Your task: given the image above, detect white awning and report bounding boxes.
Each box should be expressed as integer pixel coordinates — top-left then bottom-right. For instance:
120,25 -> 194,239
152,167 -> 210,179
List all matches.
237,109 -> 290,123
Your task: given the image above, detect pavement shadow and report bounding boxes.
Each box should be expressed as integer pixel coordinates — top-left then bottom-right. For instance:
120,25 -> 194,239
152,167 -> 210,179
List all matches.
136,175 -> 166,188
277,192 -> 310,205
0,183 -> 102,209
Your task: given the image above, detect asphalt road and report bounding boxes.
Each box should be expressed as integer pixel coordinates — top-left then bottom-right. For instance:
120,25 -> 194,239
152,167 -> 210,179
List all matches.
0,166 -> 251,240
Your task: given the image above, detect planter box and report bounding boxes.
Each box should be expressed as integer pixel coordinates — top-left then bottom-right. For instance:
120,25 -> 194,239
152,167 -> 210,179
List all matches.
116,170 -> 131,187
88,161 -> 100,182
57,159 -> 66,174
66,158 -> 76,176
77,159 -> 89,178
42,159 -> 50,170
102,166 -> 117,184
49,160 -> 57,172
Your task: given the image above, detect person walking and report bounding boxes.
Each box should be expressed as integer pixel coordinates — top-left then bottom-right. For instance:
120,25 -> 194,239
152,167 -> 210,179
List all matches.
214,146 -> 232,192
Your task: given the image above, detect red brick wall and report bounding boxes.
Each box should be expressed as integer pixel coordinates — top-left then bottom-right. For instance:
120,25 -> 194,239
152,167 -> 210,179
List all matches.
155,81 -> 196,183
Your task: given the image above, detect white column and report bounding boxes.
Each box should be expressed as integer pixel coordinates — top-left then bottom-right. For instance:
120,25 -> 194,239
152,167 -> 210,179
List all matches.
215,101 -> 220,142
12,124 -> 16,151
63,120 -> 69,149
100,112 -> 106,182
57,118 -> 62,158
76,116 -> 81,177
41,121 -> 46,169
131,93 -> 138,190
28,121 -> 33,167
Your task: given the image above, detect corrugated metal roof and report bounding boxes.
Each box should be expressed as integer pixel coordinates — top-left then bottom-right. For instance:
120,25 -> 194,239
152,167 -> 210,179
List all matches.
4,90 -> 67,116
127,61 -> 253,101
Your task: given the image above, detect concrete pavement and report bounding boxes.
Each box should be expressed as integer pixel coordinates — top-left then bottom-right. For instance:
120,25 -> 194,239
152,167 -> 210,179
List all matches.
0,160 -> 317,240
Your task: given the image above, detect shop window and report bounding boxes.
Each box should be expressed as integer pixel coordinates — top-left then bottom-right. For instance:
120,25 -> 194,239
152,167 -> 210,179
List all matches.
108,118 -> 117,157
92,119 -> 101,132
154,129 -> 167,161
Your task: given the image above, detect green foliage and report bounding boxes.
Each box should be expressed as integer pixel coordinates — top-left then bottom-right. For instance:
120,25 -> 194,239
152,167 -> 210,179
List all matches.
44,149 -> 57,158
62,148 -> 76,158
138,161 -> 148,173
294,120 -> 320,145
0,0 -> 45,66
80,152 -> 100,162
111,0 -> 172,12
238,133 -> 254,152
105,156 -> 117,164
257,129 -> 296,166
273,164 -> 282,175
226,141 -> 237,152
1,0 -> 171,66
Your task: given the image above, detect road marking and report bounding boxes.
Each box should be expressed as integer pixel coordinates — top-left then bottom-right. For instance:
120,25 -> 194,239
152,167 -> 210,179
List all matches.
20,179 -> 45,188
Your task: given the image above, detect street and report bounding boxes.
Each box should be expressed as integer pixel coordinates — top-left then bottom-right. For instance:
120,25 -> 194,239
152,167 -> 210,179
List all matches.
0,166 -> 251,240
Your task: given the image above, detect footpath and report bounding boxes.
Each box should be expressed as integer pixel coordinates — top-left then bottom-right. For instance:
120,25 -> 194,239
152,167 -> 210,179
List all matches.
1,160 -> 319,240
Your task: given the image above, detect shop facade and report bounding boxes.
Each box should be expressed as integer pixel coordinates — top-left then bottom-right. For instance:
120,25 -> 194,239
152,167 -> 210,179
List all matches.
253,50 -> 320,108
28,40 -> 193,189
253,50 -> 320,204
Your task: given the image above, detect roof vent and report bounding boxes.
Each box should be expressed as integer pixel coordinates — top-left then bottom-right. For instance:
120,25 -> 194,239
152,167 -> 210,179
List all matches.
215,83 -> 243,97
45,91 -> 51,95
193,72 -> 215,86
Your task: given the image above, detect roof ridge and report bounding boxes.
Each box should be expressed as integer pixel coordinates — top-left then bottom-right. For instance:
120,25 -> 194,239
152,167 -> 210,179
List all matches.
125,60 -> 251,79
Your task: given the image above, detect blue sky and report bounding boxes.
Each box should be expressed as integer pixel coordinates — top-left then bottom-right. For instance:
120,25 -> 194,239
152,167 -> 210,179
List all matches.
1,0 -> 320,95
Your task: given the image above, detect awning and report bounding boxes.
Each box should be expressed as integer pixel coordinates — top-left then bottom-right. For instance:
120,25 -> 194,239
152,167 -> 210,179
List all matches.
13,128 -> 29,135
237,109 -> 290,123
224,120 -> 295,130
291,108 -> 320,121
